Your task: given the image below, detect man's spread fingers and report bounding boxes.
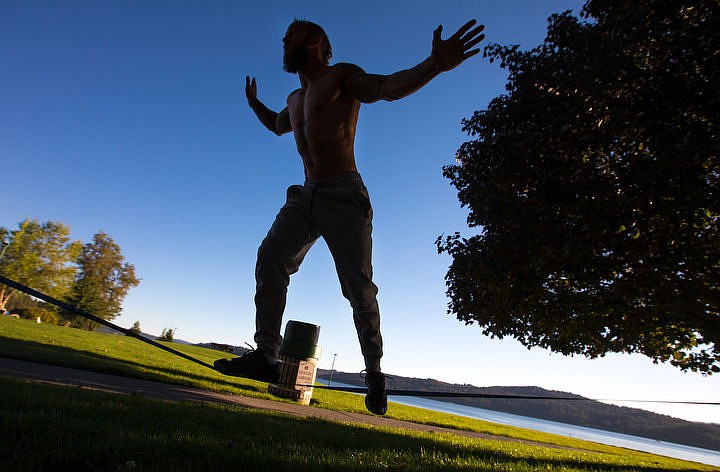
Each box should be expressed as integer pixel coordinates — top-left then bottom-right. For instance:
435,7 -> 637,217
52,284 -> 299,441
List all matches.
451,19 -> 477,41
462,49 -> 481,61
463,24 -> 486,43
464,34 -> 485,50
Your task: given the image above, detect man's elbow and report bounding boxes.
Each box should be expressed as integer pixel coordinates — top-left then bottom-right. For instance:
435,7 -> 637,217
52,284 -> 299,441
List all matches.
271,126 -> 291,137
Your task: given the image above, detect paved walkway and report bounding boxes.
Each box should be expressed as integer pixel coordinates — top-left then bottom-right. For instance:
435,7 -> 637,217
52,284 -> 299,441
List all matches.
0,356 -> 564,450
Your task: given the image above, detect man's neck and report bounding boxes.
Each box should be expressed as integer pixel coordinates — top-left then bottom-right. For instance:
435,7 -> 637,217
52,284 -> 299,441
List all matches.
298,62 -> 330,88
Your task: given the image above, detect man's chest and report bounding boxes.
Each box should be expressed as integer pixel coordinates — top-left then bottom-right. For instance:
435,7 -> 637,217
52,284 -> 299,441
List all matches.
287,78 -> 348,127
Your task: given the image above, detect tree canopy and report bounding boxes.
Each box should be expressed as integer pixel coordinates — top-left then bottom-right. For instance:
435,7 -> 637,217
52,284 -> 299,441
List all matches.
1,220 -> 140,330
0,219 -> 82,313
66,232 -> 140,330
438,0 -> 719,373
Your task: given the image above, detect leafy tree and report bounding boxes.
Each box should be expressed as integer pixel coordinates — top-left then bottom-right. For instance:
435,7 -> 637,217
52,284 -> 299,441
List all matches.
438,1 -> 719,373
65,232 -> 140,330
129,321 -> 142,335
0,219 -> 82,313
158,328 -> 175,342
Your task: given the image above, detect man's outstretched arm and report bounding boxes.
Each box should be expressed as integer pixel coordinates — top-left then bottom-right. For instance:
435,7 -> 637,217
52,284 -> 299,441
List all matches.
245,76 -> 292,136
345,20 -> 485,103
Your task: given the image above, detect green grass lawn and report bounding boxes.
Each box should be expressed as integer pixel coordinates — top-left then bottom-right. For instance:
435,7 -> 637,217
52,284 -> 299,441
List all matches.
0,316 -> 716,471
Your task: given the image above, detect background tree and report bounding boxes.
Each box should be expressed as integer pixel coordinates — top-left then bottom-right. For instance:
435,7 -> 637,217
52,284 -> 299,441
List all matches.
0,219 -> 82,315
158,328 -> 175,342
65,231 -> 140,330
438,0 -> 719,373
129,321 -> 142,335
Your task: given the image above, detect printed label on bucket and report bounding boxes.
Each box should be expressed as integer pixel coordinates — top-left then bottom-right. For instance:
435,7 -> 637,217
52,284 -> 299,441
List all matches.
296,360 -> 315,391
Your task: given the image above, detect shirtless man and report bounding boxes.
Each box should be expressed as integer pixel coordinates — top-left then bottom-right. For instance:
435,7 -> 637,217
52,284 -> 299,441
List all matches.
215,19 -> 485,415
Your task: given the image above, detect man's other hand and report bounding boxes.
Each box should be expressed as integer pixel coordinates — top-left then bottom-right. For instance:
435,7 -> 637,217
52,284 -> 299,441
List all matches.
245,76 -> 258,103
431,20 -> 485,72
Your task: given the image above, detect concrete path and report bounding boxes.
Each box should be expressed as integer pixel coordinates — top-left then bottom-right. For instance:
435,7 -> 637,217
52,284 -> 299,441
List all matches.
0,356 -> 565,449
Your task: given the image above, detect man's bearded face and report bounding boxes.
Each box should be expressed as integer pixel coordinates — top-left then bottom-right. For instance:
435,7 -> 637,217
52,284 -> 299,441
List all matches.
283,39 -> 309,73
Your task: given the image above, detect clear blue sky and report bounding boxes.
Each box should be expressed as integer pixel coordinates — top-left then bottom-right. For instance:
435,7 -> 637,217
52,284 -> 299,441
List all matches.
2,1 -> 717,424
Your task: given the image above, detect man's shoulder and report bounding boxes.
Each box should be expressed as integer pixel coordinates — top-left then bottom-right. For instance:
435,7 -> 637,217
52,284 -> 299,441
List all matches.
286,88 -> 302,101
331,62 -> 365,77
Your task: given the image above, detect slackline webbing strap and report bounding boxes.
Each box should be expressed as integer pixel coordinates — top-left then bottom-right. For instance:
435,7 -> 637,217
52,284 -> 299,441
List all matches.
296,384 -> 720,405
0,274 -> 215,371
1,273 -> 718,406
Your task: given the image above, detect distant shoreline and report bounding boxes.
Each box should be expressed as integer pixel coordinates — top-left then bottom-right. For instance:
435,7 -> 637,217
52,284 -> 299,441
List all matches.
316,374 -> 720,467
317,369 -> 720,453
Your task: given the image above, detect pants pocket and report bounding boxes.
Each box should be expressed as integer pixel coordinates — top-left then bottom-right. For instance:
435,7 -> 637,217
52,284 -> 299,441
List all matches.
352,188 -> 373,218
286,185 -> 304,202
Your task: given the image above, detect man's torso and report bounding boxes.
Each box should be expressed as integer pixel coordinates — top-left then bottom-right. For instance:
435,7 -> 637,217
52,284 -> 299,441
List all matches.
287,64 -> 361,180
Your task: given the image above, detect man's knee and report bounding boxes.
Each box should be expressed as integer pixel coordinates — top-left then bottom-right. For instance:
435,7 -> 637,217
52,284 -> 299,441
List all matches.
343,282 -> 379,313
256,235 -> 277,263
255,235 -> 286,281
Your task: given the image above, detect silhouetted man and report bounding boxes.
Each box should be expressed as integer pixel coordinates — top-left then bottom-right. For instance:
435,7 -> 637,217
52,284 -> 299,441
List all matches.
215,19 -> 485,415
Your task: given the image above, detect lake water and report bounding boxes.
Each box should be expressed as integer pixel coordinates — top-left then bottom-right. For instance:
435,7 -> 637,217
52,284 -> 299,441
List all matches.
317,378 -> 720,467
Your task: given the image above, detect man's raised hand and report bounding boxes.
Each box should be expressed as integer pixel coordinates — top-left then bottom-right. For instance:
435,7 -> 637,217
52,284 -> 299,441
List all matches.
431,20 -> 485,72
245,76 -> 258,103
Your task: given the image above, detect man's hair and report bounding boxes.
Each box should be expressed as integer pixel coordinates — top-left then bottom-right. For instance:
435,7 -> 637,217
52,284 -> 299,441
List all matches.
292,19 -> 332,64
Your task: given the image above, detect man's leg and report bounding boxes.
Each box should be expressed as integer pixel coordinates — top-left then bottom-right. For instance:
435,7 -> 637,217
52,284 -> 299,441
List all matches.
216,185 -> 318,381
314,180 -> 383,371
314,179 -> 387,414
254,185 -> 319,361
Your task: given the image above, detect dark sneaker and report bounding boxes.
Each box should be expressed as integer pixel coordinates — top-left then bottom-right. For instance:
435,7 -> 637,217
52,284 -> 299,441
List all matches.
214,349 -> 279,383
363,370 -> 388,415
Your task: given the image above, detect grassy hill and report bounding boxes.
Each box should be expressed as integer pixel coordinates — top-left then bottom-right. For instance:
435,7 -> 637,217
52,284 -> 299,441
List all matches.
0,316 -> 717,471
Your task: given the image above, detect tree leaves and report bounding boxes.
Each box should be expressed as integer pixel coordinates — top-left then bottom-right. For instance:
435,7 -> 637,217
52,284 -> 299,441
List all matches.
66,232 -> 140,330
0,219 -> 81,311
439,0 -> 720,373
1,220 -> 139,330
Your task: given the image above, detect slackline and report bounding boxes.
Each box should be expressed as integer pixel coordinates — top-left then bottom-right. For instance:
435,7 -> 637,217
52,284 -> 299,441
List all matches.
0,274 -> 215,371
1,273 -> 718,407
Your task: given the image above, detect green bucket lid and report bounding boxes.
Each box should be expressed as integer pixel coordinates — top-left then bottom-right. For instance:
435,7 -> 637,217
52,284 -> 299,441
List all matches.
280,320 -> 321,360
283,320 -> 320,344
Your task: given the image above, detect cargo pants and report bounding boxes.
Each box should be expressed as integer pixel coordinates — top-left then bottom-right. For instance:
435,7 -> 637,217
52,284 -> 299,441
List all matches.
253,172 -> 383,372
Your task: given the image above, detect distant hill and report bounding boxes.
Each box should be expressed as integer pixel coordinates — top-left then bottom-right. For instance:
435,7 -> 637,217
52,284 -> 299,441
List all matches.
318,369 -> 720,451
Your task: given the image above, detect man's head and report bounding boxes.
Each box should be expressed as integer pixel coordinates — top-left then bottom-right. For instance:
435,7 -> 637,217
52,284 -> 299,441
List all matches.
283,20 -> 332,73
